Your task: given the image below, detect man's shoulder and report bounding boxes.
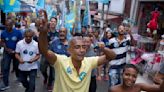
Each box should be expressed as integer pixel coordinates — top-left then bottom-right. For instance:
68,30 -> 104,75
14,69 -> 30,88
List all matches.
17,40 -> 24,45
51,38 -> 60,43
84,56 -> 99,60
12,29 -> 22,36
109,37 -> 117,42
134,83 -> 144,89
56,54 -> 69,60
55,54 -> 70,65
13,28 -> 21,32
109,85 -> 121,92
1,30 -> 7,35
159,62 -> 164,74
32,40 -> 38,45
83,56 -> 99,66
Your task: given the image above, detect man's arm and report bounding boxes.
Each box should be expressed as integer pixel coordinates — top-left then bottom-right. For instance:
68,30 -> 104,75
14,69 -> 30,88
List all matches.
153,72 -> 164,84
15,53 -> 24,64
129,33 -> 136,46
1,39 -> 14,53
97,42 -> 116,66
138,83 -> 160,92
108,88 -> 113,92
154,63 -> 164,84
139,81 -> 164,92
108,88 -> 114,92
29,54 -> 40,63
160,80 -> 164,92
38,10 -> 57,65
108,86 -> 118,92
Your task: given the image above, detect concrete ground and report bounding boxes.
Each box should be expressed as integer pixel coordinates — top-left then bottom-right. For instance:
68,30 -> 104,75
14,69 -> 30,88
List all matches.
0,52 -> 155,92
0,71 -> 154,92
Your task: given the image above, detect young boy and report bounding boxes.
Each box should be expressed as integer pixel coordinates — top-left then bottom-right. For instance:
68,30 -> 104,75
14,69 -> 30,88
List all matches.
109,64 -> 164,92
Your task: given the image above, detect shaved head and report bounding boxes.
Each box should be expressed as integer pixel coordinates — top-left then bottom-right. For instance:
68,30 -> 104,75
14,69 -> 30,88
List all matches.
59,27 -> 67,40
68,36 -> 86,62
69,36 -> 84,49
60,27 -> 67,31
5,18 -> 14,31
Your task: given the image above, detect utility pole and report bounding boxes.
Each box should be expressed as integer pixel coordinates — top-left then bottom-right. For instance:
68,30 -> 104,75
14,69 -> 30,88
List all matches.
74,0 -> 81,33
100,3 -> 105,39
1,10 -> 5,25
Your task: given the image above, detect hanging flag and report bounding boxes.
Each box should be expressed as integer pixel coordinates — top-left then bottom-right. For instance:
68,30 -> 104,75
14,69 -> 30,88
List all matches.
61,0 -> 66,27
61,0 -> 76,30
65,12 -> 75,28
64,11 -> 75,40
64,0 -> 76,40
0,0 -> 4,10
45,5 -> 57,20
36,0 -> 45,10
2,0 -> 21,13
89,0 -> 109,4
109,0 -> 125,14
98,0 -> 109,4
74,0 -> 82,33
0,0 -> 45,13
82,0 -> 91,27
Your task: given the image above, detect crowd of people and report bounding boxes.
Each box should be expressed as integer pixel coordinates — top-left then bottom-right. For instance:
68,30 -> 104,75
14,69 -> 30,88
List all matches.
0,10 -> 163,92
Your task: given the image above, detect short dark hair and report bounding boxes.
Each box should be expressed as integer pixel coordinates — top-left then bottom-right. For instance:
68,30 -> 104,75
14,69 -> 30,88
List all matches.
6,18 -> 15,25
50,17 -> 57,22
73,33 -> 82,37
82,26 -> 87,29
15,22 -> 21,28
123,64 -> 139,74
82,34 -> 89,37
24,29 -> 34,36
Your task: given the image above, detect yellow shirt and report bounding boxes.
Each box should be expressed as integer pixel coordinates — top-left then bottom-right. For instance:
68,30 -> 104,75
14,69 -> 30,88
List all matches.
53,54 -> 99,92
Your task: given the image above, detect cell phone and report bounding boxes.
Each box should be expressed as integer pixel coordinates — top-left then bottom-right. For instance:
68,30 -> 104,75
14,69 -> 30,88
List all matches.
24,61 -> 30,63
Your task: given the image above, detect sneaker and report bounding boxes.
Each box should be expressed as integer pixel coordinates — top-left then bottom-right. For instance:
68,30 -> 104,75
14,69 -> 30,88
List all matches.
15,80 -> 22,87
14,79 -> 20,83
0,73 -> 3,78
96,76 -> 102,81
36,73 -> 40,78
18,82 -> 23,87
11,70 -> 15,73
43,79 -> 47,85
104,75 -> 109,80
0,86 -> 10,91
47,86 -> 53,92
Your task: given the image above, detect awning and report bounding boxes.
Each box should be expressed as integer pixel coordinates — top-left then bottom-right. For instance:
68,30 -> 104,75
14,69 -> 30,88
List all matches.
93,14 -> 119,21
90,10 -> 97,15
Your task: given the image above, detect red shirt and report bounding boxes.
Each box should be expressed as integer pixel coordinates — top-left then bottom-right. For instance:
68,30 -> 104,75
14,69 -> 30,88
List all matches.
151,11 -> 160,21
148,19 -> 158,31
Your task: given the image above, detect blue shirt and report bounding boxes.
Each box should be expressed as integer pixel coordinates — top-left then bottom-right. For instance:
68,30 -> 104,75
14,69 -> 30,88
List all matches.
47,31 -> 58,42
85,45 -> 97,77
1,29 -> 23,50
50,39 -> 69,56
102,38 -> 109,47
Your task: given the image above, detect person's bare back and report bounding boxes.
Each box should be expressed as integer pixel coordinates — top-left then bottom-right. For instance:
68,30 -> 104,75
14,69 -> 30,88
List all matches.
109,84 -> 142,92
109,64 -> 162,92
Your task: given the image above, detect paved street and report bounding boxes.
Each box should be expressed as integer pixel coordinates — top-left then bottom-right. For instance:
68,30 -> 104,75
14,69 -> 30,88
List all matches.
0,52 -> 154,92
0,70 -> 153,92
0,71 -> 109,92
0,50 -> 108,92
0,0 -> 163,91
0,52 -> 153,92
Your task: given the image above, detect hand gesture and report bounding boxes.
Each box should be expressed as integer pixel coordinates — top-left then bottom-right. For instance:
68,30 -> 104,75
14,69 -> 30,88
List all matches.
98,42 -> 105,50
19,59 -> 24,64
6,48 -> 14,54
35,10 -> 48,32
28,61 -> 33,64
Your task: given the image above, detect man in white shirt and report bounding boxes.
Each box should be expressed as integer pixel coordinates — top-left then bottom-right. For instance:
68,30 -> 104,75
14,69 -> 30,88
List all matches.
15,30 -> 40,92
